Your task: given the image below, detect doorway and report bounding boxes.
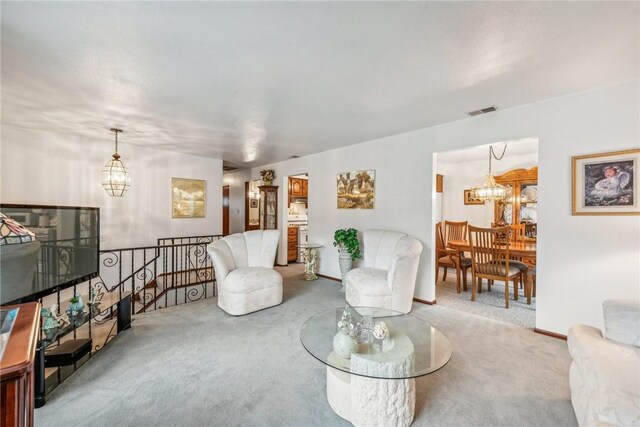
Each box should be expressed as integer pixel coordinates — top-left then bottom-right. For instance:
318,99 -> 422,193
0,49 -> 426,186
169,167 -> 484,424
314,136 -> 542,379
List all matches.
432,138 -> 539,328
244,180 -> 261,231
286,173 -> 308,266
222,186 -> 230,235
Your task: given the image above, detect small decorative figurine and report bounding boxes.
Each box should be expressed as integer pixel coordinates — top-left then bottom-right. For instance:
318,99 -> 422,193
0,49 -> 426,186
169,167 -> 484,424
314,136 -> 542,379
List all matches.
41,307 -> 59,333
337,306 -> 354,334
42,304 -> 69,333
90,283 -> 105,305
67,294 -> 85,317
51,304 -> 69,328
373,321 -> 389,340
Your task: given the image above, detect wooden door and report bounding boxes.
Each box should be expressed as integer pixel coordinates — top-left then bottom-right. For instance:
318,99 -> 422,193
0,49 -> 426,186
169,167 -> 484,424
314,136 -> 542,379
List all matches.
222,186 -> 230,235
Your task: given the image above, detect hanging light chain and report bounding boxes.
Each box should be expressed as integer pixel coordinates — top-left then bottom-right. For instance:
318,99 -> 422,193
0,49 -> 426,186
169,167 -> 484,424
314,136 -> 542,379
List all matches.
488,144 -> 507,174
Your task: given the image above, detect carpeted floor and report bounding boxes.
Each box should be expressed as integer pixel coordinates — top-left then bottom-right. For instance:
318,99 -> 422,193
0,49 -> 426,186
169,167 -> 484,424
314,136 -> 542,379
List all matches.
436,272 -> 536,329
36,267 -> 576,427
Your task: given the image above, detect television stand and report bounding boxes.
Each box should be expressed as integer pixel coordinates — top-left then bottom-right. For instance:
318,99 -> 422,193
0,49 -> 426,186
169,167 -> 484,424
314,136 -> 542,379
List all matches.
34,290 -> 131,407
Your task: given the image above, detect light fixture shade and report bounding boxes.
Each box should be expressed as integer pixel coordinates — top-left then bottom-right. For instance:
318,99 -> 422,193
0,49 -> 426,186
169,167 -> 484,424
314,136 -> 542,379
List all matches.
102,155 -> 131,197
0,213 -> 37,245
472,174 -> 508,201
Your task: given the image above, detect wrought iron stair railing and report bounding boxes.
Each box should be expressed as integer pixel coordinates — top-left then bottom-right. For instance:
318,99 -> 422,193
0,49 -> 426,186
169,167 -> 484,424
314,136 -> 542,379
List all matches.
97,234 -> 223,314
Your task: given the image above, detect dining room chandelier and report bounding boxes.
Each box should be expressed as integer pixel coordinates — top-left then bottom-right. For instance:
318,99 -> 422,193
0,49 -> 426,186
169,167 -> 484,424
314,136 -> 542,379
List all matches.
101,128 -> 131,197
472,144 -> 508,201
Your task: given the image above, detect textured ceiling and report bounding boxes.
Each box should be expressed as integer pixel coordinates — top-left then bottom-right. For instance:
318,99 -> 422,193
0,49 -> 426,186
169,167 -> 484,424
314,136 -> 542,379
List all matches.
2,2 -> 638,168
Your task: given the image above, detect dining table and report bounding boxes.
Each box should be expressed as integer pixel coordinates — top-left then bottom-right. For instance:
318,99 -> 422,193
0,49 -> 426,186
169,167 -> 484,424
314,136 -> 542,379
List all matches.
446,239 -> 537,304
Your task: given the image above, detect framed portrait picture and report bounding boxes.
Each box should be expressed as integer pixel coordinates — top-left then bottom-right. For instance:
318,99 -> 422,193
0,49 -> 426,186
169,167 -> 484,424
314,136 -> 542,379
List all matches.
336,170 -> 375,209
572,149 -> 640,216
172,178 -> 206,218
464,189 -> 485,205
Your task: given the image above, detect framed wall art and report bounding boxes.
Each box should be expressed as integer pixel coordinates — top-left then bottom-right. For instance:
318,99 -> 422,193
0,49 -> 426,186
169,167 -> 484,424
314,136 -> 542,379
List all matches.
464,189 -> 485,205
572,148 -> 639,215
172,178 -> 206,218
336,170 -> 375,209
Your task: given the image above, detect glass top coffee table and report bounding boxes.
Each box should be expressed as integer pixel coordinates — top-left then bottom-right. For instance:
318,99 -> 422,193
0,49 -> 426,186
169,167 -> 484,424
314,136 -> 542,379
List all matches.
300,306 -> 452,426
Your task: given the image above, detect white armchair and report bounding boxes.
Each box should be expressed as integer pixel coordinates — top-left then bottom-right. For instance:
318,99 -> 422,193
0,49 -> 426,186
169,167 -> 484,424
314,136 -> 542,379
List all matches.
567,299 -> 640,427
345,229 -> 422,314
207,230 -> 283,316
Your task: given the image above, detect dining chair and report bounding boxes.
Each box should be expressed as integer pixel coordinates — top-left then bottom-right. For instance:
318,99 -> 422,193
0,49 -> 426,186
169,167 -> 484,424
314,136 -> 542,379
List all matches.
435,222 -> 471,292
444,220 -> 468,245
507,225 -> 530,293
528,266 -> 536,303
468,225 -> 521,308
509,224 -> 526,242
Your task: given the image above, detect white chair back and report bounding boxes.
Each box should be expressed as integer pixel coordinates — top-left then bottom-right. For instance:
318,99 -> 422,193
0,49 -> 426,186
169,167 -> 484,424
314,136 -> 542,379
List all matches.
363,229 -> 409,270
221,230 -> 280,268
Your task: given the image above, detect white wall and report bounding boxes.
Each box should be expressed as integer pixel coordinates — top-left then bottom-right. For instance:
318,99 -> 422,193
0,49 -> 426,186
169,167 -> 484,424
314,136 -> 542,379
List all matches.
1,127 -> 223,249
235,79 -> 639,335
222,169 -> 252,234
437,151 -> 538,227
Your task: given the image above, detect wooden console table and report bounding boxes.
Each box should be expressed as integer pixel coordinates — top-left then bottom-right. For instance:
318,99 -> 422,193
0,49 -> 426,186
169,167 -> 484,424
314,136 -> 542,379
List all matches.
1,302 -> 41,427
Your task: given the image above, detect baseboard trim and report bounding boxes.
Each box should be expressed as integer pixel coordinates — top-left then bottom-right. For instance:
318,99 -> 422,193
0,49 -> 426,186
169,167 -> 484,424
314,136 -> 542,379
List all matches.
317,273 -> 342,283
413,297 -> 437,305
275,263 -> 288,267
534,328 -> 567,341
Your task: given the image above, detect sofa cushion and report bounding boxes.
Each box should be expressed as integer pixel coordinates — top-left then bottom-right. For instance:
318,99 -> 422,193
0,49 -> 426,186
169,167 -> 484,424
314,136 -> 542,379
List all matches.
223,267 -> 282,294
345,267 -> 389,295
603,299 -> 640,347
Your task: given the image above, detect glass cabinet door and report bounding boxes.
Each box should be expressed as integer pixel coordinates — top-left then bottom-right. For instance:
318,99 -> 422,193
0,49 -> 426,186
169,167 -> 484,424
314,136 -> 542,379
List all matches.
266,191 -> 276,230
519,183 -> 537,238
258,185 -> 278,230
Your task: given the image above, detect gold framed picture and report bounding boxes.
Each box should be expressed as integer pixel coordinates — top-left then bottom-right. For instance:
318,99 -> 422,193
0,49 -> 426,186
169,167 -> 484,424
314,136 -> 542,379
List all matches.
464,189 -> 485,205
572,148 -> 639,216
172,178 -> 206,218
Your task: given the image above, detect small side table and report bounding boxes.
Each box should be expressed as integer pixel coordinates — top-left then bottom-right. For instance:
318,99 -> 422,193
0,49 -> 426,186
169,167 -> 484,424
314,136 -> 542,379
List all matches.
298,243 -> 323,281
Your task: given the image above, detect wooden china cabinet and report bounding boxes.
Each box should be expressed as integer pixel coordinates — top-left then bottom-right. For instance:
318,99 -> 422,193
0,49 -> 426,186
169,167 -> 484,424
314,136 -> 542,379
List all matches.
258,185 -> 279,230
493,167 -> 538,239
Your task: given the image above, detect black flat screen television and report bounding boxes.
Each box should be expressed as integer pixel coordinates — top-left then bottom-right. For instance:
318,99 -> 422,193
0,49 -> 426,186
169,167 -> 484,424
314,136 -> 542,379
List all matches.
0,204 -> 100,305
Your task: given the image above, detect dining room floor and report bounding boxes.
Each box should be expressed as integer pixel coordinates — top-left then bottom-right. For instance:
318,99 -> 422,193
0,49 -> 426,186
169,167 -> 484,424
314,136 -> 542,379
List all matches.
435,272 -> 536,328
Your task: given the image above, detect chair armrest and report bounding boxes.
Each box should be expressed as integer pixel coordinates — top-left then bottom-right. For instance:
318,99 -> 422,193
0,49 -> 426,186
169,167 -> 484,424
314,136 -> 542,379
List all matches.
568,324 -> 640,417
207,241 -> 235,283
603,299 -> 640,347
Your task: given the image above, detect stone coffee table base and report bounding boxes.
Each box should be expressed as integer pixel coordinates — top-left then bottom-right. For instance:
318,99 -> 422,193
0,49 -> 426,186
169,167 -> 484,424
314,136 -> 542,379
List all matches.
326,334 -> 416,427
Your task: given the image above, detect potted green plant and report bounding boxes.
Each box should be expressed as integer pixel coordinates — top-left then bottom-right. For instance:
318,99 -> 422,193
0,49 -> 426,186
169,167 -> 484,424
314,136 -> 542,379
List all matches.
333,228 -> 361,291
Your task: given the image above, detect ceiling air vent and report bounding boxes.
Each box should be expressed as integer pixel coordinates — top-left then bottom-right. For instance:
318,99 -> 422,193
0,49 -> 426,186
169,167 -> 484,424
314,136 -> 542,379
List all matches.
468,106 -> 498,117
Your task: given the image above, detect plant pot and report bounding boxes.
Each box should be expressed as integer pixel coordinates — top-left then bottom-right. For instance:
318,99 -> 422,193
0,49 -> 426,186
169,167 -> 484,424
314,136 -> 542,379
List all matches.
263,180 -> 272,186
338,249 -> 353,292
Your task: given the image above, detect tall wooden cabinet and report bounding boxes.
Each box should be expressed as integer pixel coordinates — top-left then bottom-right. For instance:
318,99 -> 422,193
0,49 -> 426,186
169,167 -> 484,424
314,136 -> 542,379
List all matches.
493,167 -> 538,239
258,185 -> 278,230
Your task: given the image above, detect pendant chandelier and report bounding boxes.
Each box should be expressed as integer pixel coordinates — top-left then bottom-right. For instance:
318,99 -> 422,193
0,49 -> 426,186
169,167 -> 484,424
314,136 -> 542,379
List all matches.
101,128 -> 131,197
472,144 -> 508,201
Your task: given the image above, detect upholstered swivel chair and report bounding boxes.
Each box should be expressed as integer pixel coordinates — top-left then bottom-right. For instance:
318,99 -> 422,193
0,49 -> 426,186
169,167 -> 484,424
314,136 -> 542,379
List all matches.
207,230 -> 282,315
345,229 -> 422,314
